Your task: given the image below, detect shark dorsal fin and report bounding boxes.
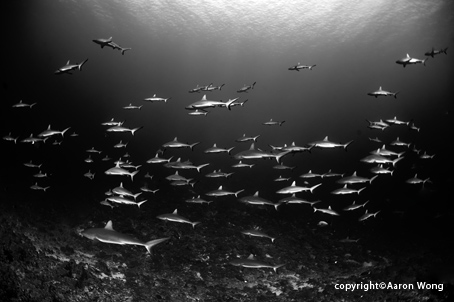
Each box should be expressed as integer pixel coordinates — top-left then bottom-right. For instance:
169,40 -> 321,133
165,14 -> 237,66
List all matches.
173,137 -> 177,141
291,142 -> 296,146
379,86 -> 382,90
352,171 -> 357,176
47,125 -> 51,129
328,206 -> 332,210
323,136 -> 328,141
291,181 -> 296,186
173,209 -> 178,214
202,95 -> 207,101
66,60 -> 70,65
247,254 -> 255,260
249,142 -> 255,150
406,54 -> 410,58
176,158 -> 181,162
213,143 -> 217,147
120,182 -> 123,187
254,191 -> 259,196
343,184 -> 348,188
105,220 -> 114,230
218,185 -> 223,190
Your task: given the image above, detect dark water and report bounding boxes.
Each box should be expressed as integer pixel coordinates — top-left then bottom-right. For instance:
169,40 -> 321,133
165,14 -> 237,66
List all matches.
1,0 -> 454,248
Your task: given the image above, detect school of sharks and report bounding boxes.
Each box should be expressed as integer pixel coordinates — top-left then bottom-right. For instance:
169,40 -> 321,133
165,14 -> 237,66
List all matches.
3,29 -> 449,274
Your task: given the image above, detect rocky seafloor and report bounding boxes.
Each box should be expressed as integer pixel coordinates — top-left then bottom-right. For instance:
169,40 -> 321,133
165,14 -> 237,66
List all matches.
1,189 -> 453,302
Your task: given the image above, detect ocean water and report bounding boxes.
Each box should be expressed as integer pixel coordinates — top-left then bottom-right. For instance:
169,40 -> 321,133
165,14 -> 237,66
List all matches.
2,0 -> 454,246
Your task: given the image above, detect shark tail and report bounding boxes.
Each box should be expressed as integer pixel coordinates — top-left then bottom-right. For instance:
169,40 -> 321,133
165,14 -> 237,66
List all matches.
279,121 -> 285,126
137,200 -> 147,208
251,82 -> 256,89
78,58 -> 89,71
234,189 -> 245,198
309,65 -> 316,70
443,47 -> 448,55
357,187 -> 366,194
369,175 -> 379,184
393,91 -> 400,99
275,150 -> 291,163
190,142 -> 200,151
130,170 -> 139,181
343,140 -> 354,151
191,222 -> 201,229
121,48 -> 132,55
61,127 -> 71,137
30,103 -> 37,109
131,126 -> 143,136
196,163 -> 210,172
310,183 -> 322,193
132,192 -> 143,200
144,237 -> 170,254
227,147 -> 235,155
392,156 -> 404,167
273,264 -> 285,273
423,57 -> 428,66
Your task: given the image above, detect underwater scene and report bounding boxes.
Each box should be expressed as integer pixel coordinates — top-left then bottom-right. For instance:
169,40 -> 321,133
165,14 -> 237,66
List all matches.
1,0 -> 454,301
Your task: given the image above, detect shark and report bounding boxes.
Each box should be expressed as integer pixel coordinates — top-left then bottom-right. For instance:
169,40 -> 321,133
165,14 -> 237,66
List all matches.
185,195 -> 213,205
206,185 -> 244,197
308,136 -> 353,150
233,143 -> 291,163
201,83 -> 225,91
92,36 -> 113,48
162,137 -> 200,150
84,170 -> 95,180
81,220 -> 169,253
337,172 -> 378,184
104,41 -> 132,55
106,196 -> 147,208
239,191 -> 281,210
146,154 -> 173,164
21,134 -> 48,144
262,119 -> 285,126
156,209 -> 201,228
276,181 -> 322,194
395,54 -> 428,67
104,162 -> 139,181
343,200 -> 370,211
55,58 -> 88,75
282,142 -> 313,153
229,254 -> 284,273
106,125 -> 143,136
288,63 -> 316,71
38,125 -> 71,138
3,133 -> 18,144
187,109 -> 209,116
231,161 -> 254,169
367,86 -> 399,99
123,103 -> 142,110
241,228 -> 275,242
278,195 -> 321,206
236,134 -> 260,142
299,170 -> 322,179
360,154 -> 403,166
185,95 -> 238,110
406,174 -> 431,186
12,100 -> 37,108
112,182 -> 142,200
237,82 -> 256,93
313,205 -> 340,216
30,182 -> 50,191
331,184 -> 366,195
358,210 -> 380,221
143,94 -> 171,103
204,143 -> 235,154
424,47 -> 448,58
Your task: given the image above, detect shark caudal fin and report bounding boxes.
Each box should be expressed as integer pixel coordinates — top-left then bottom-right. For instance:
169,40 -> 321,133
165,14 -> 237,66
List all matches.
309,65 -> 316,70
136,200 -> 147,208
423,57 -> 428,66
273,263 -> 285,273
191,222 -> 201,229
131,126 -> 143,136
121,48 -> 132,55
343,140 -> 354,151
144,237 -> 170,254
130,170 -> 139,181
393,91 -> 400,99
61,127 -> 71,137
78,58 -> 89,71
190,142 -> 200,151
